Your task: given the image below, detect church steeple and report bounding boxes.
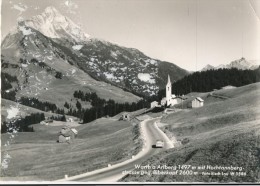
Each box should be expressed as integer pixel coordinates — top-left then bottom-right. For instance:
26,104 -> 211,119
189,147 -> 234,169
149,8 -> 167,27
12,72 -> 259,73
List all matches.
167,74 -> 171,85
166,74 -> 172,106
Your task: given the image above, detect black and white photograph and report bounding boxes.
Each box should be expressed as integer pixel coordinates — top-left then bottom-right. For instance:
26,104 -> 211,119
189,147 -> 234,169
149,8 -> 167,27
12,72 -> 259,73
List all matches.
0,0 -> 260,183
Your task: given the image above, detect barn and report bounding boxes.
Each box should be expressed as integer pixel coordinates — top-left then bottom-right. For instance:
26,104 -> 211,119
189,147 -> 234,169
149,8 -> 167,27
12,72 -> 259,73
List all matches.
58,127 -> 78,143
191,97 -> 204,108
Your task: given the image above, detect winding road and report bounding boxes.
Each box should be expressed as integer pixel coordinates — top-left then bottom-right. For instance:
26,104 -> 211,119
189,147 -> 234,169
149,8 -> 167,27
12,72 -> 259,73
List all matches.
57,117 -> 173,182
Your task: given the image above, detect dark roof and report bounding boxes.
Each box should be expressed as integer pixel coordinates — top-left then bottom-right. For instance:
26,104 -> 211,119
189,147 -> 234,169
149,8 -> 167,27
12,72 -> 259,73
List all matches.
59,127 -> 72,137
195,97 -> 204,102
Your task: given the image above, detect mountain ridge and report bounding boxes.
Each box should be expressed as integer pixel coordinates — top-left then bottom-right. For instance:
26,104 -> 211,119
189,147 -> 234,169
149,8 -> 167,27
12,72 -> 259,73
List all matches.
1,6 -> 189,110
201,57 -> 259,71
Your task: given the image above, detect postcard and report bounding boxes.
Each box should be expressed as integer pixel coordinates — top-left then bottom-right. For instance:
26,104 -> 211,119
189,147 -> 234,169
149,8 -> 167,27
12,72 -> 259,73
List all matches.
1,0 -> 259,184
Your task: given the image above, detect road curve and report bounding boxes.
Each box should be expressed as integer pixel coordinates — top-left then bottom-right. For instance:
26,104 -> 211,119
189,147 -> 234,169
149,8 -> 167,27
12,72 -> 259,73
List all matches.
57,117 -> 173,182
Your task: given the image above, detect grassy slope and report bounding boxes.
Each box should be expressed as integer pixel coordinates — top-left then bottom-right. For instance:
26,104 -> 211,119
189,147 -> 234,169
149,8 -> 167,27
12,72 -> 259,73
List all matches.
2,50 -> 141,110
1,99 -> 78,122
1,118 -> 138,180
122,83 -> 260,182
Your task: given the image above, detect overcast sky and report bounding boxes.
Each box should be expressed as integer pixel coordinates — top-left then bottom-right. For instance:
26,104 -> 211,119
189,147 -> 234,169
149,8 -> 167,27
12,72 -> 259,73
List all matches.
1,0 -> 260,71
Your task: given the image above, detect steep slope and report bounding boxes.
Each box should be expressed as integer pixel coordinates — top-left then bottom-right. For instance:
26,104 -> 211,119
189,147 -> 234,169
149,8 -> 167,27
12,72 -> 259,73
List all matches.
1,25 -> 141,110
23,6 -> 90,42
2,6 -> 189,98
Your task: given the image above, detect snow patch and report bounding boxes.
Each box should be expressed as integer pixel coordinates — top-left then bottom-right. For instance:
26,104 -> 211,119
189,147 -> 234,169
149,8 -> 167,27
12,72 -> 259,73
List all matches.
111,51 -> 118,58
138,73 -> 155,84
104,72 -> 115,79
110,67 -> 117,71
47,56 -> 53,60
7,106 -> 19,119
18,26 -> 33,35
150,59 -> 157,65
72,44 -> 83,50
21,64 -> 28,68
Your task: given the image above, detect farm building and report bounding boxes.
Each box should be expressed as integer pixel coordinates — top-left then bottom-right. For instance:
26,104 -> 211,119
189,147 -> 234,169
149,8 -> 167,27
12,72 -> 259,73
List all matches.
58,126 -> 78,143
189,97 -> 204,108
150,101 -> 159,108
40,121 -> 48,125
175,96 -> 187,104
67,118 -> 74,122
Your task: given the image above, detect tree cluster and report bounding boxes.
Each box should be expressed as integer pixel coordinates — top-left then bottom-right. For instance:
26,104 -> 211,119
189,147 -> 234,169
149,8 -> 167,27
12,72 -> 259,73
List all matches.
19,97 -> 65,114
50,115 -> 66,121
157,67 -> 260,100
1,113 -> 45,133
1,72 -> 18,101
72,90 -> 150,123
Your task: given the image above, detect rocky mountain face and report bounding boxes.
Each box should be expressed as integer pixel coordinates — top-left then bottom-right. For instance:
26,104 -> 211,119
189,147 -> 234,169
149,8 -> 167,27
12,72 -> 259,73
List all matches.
1,6 -> 189,108
201,58 -> 259,71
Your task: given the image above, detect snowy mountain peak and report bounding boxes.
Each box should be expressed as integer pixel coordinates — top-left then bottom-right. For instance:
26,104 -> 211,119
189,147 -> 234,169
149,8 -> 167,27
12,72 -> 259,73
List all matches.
201,58 -> 259,71
22,6 -> 90,42
43,6 -> 60,16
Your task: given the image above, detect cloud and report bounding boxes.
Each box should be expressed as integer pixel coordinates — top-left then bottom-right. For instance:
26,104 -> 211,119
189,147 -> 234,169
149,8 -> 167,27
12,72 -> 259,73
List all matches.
11,3 -> 28,15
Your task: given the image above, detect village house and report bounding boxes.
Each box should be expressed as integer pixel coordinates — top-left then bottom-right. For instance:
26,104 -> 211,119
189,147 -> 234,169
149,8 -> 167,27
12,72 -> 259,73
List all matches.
175,96 -> 187,104
150,101 -> 159,108
58,126 -> 78,143
189,97 -> 204,108
160,97 -> 167,106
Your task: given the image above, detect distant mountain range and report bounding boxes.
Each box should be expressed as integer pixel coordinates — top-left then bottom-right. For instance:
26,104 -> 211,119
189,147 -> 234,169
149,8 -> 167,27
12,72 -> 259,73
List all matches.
201,58 -> 260,71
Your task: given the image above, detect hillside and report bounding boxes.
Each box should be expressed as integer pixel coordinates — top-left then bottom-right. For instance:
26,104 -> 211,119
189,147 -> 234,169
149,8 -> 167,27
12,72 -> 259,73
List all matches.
1,118 -> 139,180
1,99 -> 77,122
1,27 -> 141,109
121,83 -> 260,182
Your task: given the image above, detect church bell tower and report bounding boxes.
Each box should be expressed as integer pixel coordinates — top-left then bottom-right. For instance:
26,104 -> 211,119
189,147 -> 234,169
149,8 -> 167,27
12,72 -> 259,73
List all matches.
166,75 -> 172,106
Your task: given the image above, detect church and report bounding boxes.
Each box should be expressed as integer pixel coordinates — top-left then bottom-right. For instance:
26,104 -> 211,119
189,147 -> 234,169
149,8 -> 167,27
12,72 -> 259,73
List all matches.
160,75 -> 178,107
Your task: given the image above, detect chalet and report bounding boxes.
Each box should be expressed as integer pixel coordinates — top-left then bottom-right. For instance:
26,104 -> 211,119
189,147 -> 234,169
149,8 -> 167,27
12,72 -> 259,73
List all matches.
150,101 -> 159,108
58,126 -> 78,143
190,97 -> 204,108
